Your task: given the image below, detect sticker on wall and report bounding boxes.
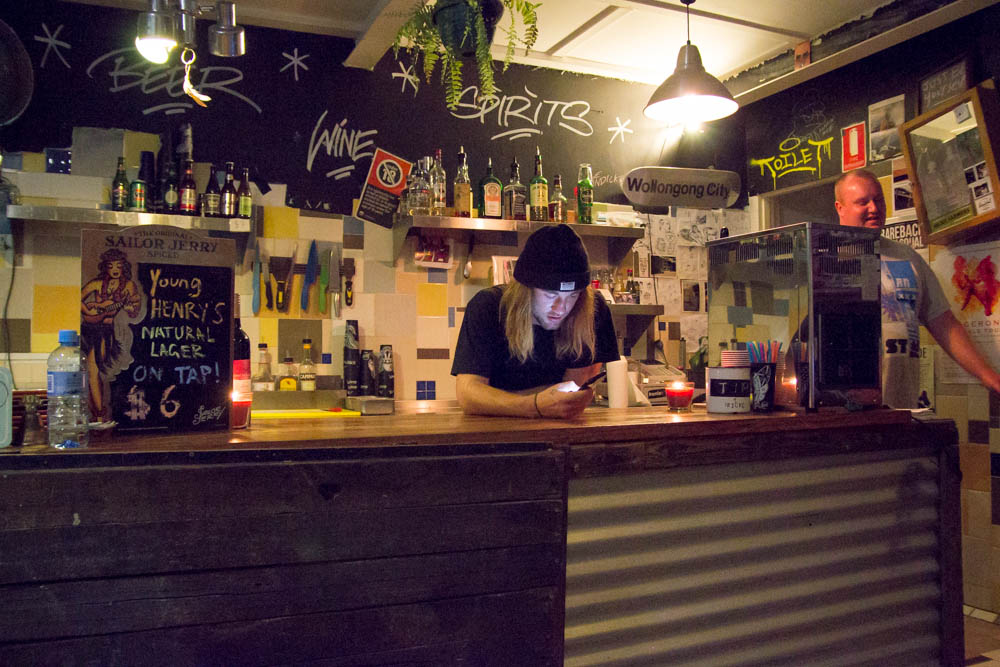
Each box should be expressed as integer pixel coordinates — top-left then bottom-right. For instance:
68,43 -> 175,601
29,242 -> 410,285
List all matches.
842,122 -> 867,172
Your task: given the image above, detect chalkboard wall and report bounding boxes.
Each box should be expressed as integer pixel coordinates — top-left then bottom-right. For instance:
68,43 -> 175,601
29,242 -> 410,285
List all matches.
743,3 -> 1000,196
0,0 -> 747,211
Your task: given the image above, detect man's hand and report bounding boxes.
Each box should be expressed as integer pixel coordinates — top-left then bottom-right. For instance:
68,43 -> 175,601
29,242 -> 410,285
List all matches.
535,384 -> 595,419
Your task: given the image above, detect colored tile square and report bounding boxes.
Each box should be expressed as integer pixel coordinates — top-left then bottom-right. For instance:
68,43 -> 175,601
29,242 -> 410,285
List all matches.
427,387 -> 436,400
449,306 -> 455,328
416,349 -> 450,359
0,319 -> 30,352
343,234 -> 364,250
773,299 -> 790,317
261,206 -> 299,239
750,281 -> 774,315
428,380 -> 435,390
322,353 -> 332,364
658,321 -> 666,331
32,285 -> 80,334
733,281 -> 747,308
668,321 -> 680,339
961,443 -> 992,492
416,316 -> 449,349
428,268 -> 448,284
417,380 -> 426,391
298,215 -> 343,243
364,223 -> 392,262
726,305 -> 754,327
970,420 -> 990,445
343,216 -> 365,236
417,283 -> 448,317
373,294 -> 416,338
363,259 -> 396,294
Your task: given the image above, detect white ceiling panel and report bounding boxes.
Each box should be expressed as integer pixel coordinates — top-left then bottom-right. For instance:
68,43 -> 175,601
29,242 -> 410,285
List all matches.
67,0 -> 994,91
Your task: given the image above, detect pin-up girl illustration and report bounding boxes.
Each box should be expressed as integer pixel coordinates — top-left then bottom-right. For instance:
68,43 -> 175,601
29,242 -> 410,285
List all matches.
81,248 -> 145,421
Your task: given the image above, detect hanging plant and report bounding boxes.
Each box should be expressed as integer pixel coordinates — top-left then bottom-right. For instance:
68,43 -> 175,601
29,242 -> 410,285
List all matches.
393,0 -> 540,110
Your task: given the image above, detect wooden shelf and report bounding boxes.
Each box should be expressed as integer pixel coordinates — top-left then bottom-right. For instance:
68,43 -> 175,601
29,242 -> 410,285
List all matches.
392,214 -> 645,265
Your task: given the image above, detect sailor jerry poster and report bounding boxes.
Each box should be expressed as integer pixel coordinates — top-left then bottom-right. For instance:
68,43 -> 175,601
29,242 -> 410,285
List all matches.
930,239 -> 1000,384
81,226 -> 235,432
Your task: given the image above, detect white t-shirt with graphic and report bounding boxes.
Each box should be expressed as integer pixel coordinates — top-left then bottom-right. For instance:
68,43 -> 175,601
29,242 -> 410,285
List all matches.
879,238 -> 950,408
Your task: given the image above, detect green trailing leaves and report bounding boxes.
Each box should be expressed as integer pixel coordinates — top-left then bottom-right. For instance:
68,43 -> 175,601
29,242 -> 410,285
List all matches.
393,0 -> 540,110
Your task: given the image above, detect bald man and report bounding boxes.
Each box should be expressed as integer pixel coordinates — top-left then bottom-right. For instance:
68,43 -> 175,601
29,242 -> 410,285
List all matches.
835,169 -> 1000,407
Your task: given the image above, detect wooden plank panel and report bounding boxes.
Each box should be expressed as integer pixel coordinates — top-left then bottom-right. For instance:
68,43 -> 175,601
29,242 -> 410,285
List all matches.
3,544 -> 564,641
0,451 -> 565,531
0,589 -> 563,666
0,499 -> 565,584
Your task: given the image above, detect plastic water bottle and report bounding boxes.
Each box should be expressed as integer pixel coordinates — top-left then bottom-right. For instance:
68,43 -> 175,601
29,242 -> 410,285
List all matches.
47,329 -> 90,449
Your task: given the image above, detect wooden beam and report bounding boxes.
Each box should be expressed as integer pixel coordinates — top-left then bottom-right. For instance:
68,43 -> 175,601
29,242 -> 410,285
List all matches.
343,0 -> 421,71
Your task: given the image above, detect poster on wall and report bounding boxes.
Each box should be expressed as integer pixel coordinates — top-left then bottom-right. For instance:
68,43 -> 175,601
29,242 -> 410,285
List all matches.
930,239 -> 1000,383
81,226 -> 235,431
868,94 -> 905,163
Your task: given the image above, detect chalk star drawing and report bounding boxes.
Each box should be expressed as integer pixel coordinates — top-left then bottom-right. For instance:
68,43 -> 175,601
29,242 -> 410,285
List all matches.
280,48 -> 310,81
34,23 -> 71,69
392,61 -> 420,96
608,117 -> 633,144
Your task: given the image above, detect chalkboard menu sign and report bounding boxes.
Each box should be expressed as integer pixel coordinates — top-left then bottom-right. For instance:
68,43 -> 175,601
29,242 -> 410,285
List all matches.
81,226 -> 235,432
920,59 -> 971,113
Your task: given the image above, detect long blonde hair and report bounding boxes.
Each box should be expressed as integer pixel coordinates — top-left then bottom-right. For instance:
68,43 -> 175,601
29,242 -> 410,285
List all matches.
500,281 -> 596,363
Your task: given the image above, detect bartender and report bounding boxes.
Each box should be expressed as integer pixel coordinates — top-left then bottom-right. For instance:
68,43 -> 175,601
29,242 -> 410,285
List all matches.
835,168 -> 1000,406
452,225 -> 619,418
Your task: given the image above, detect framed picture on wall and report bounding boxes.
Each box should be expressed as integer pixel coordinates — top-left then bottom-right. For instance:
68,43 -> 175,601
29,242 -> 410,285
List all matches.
919,57 -> 971,114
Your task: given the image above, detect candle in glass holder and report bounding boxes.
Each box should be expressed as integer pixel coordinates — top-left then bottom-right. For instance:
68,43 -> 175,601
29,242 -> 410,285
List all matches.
666,381 -> 694,411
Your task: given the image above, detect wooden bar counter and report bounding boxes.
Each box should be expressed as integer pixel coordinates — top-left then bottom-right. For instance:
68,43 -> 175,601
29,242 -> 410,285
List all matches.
0,406 -> 962,666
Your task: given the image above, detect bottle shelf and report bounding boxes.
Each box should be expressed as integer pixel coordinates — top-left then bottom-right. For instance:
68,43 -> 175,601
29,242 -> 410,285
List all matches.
392,214 -> 645,265
6,204 -> 258,234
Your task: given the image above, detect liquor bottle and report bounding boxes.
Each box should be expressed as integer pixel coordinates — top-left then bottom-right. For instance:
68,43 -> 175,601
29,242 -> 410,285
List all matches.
161,158 -> 179,213
179,159 -> 198,215
407,158 -> 431,216
479,157 -> 502,219
577,163 -> 594,224
298,338 -> 317,391
231,294 -> 251,429
153,128 -> 173,212
277,356 -> 299,391
430,148 -> 447,215
453,146 -> 472,218
548,174 -> 568,223
202,164 -> 221,217
251,342 -> 274,392
175,122 -> 193,166
627,268 -> 640,304
111,157 -> 129,211
220,161 -> 237,217
502,157 -> 526,221
237,167 -> 253,219
528,146 -> 548,222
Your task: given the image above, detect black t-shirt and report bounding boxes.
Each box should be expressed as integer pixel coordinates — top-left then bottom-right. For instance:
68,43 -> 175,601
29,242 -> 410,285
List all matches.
451,285 -> 619,391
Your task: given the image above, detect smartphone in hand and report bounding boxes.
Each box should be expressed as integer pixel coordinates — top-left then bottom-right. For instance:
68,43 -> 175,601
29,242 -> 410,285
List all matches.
578,371 -> 606,390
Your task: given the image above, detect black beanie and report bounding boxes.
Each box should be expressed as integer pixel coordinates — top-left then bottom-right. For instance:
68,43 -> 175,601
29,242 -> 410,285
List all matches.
514,225 -> 591,291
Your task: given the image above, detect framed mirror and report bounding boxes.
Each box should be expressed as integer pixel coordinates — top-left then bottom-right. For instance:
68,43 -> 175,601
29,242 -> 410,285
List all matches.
899,79 -> 1000,245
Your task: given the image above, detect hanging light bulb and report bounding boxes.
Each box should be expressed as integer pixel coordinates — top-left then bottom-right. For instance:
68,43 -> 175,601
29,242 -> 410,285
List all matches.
134,0 -> 177,64
644,0 -> 738,124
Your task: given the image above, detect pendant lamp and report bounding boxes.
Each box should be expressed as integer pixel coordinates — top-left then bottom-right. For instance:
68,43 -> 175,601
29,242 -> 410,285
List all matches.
134,0 -> 177,64
644,0 -> 738,124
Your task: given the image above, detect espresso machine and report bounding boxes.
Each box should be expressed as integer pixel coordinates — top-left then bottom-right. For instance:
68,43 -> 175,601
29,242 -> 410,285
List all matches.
707,222 -> 883,410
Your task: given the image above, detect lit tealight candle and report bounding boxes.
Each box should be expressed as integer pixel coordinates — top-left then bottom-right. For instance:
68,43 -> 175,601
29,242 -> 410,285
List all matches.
665,381 -> 694,411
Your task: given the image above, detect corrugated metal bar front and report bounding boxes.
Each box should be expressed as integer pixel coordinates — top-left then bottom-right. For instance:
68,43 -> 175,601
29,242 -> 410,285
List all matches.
565,447 -> 942,667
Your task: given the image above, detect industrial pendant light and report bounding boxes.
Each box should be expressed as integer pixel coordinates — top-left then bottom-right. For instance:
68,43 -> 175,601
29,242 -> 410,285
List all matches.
644,0 -> 738,124
135,0 -> 246,63
208,2 -> 246,58
135,0 -> 177,64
